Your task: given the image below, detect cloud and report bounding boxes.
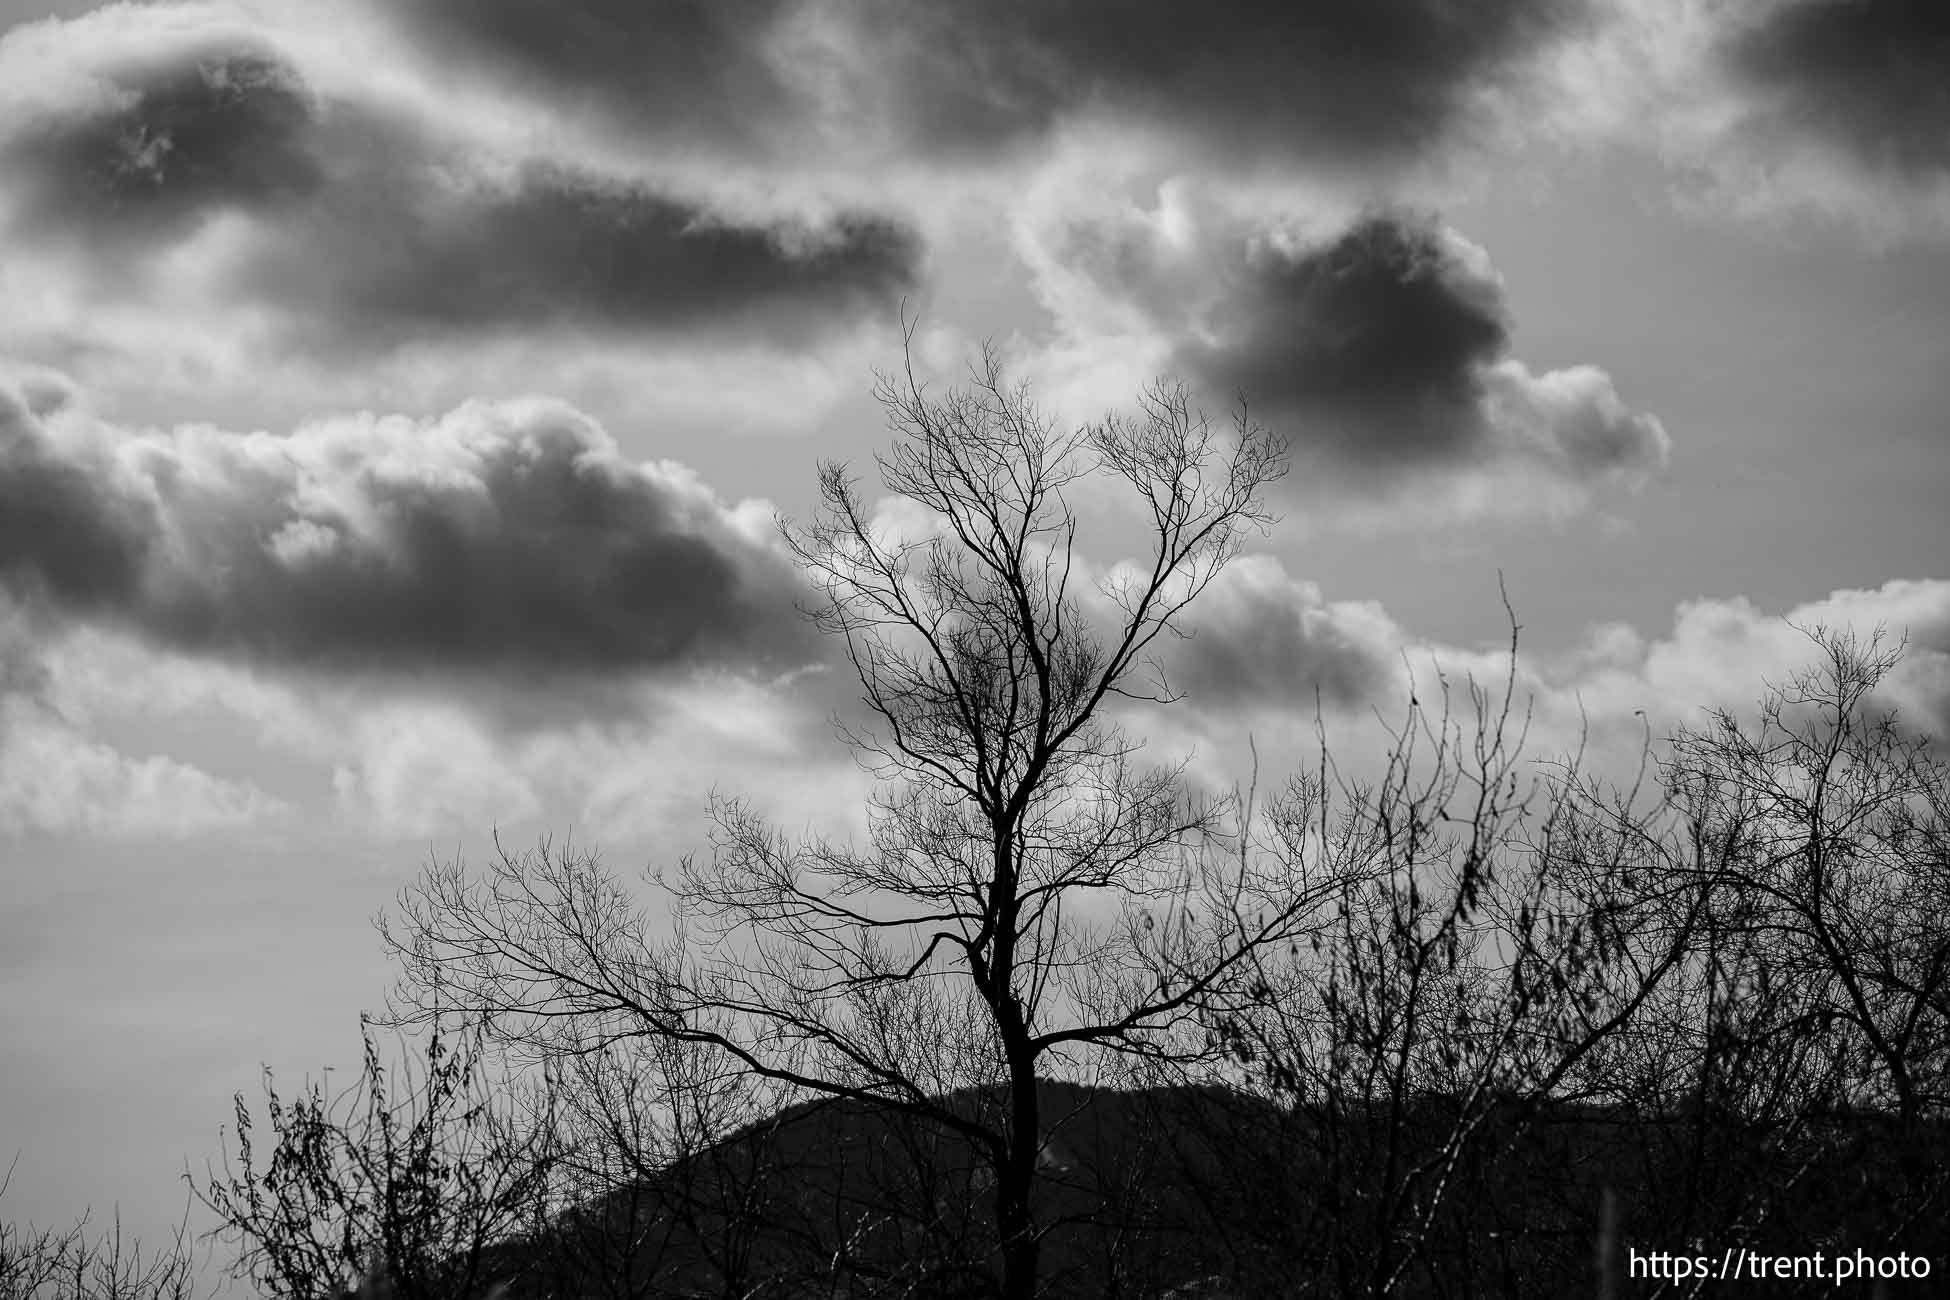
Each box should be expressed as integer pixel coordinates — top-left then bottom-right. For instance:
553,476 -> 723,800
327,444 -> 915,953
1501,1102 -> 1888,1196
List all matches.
1544,0 -> 1950,237
1183,215 -> 1511,468
0,381 -> 153,616
1479,360 -> 1671,479
0,694 -> 282,837
5,36 -> 320,244
1021,194 -> 1669,497
369,0 -> 1588,175
1182,213 -> 1669,482
0,374 -> 824,684
328,700 -> 545,839
0,587 -> 854,844
1672,0 -> 1950,234
1161,556 -> 1403,715
1443,579 -> 1950,771
0,12 -> 920,357
0,599 -> 282,839
1122,573 -> 1950,821
384,0 -> 804,150
1638,579 -> 1950,740
1724,0 -> 1950,183
845,0 -> 1583,167
241,153 -> 920,353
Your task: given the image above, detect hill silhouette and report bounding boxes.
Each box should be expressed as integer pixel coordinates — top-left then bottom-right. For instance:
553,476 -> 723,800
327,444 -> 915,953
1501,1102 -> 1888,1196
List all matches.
479,1080 -> 1950,1299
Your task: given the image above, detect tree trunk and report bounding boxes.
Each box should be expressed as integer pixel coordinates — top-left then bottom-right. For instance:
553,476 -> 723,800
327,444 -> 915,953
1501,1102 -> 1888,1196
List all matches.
997,1057 -> 1041,1300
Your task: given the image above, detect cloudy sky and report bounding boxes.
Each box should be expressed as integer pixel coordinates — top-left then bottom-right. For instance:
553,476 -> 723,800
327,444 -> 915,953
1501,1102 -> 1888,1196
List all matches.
1,0 -> 1947,1273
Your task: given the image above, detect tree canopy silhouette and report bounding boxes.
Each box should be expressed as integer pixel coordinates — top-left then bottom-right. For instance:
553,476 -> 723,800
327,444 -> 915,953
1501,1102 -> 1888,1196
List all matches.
377,343 -> 1381,1298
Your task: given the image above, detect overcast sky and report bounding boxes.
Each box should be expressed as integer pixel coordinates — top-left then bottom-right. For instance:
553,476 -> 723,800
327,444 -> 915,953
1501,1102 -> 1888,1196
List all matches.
2,0 -> 1947,1277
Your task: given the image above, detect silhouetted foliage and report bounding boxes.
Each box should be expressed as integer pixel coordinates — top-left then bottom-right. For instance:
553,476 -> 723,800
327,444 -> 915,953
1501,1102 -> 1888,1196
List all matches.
195,1017 -> 561,1300
1,1165 -> 200,1300
380,344 -> 1336,1300
165,354 -> 1948,1299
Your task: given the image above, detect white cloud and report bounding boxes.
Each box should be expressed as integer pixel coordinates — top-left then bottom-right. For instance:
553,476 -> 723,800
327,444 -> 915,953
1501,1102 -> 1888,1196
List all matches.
1108,569 -> 1950,814
1534,0 -> 1950,240
0,691 -> 282,837
330,702 -> 543,840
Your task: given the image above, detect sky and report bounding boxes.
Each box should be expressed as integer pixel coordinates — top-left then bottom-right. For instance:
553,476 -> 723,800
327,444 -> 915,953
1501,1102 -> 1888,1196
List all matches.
0,0 -> 1947,1282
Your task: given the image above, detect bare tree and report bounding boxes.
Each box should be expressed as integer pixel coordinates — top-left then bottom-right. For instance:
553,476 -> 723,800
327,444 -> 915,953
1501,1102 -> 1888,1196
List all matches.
1172,636 -> 1705,1297
1166,627 -> 1950,1297
519,1031 -> 809,1300
1663,626 -> 1950,1128
380,346 -> 1360,1298
1,1163 -> 201,1300
196,1016 -> 561,1300
1606,627 -> 1950,1286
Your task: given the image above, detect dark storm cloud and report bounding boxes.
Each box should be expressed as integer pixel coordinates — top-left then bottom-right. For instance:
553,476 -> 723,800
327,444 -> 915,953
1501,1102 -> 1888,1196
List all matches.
1183,215 -> 1510,466
1041,205 -> 1668,481
6,40 -> 322,241
251,161 -> 920,348
392,0 -> 799,147
0,381 -> 820,681
0,29 -> 919,348
1727,0 -> 1950,178
0,384 -> 151,615
864,0 -> 1579,162
379,0 -> 1581,167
